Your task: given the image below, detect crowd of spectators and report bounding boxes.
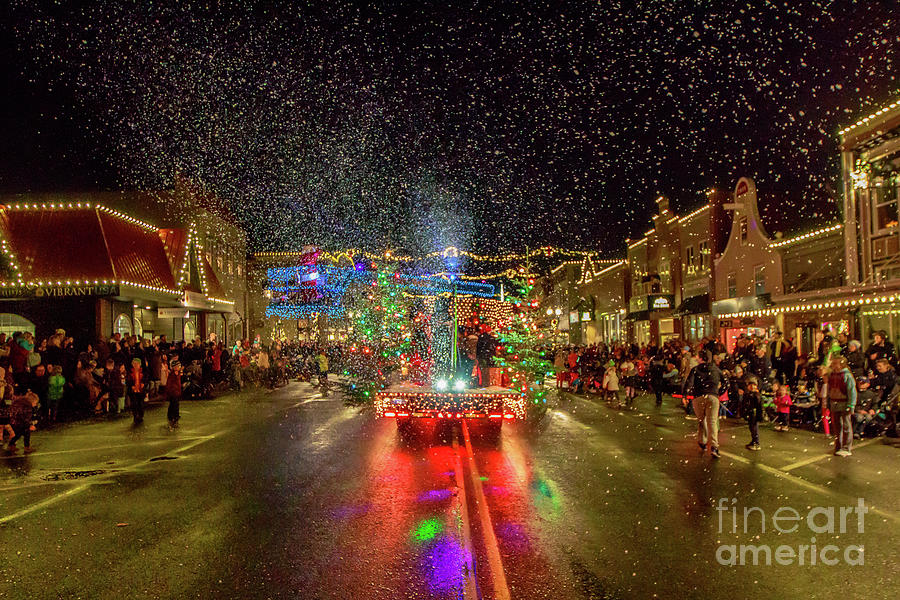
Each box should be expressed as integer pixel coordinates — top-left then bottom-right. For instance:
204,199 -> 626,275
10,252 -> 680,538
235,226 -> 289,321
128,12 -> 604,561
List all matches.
0,328 -> 344,453
550,329 -> 900,454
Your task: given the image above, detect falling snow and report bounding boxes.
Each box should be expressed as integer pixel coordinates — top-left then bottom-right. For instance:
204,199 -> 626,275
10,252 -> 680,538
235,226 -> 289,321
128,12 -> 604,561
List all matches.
4,1 -> 899,253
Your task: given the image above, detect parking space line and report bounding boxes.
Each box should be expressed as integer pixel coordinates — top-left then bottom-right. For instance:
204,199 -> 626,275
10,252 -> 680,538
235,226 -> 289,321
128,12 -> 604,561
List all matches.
780,437 -> 880,472
0,432 -> 224,525
461,421 -> 511,600
0,436 -> 211,460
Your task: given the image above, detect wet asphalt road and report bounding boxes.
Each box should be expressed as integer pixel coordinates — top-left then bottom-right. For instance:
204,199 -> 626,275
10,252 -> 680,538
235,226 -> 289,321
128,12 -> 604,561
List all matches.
1,382 -> 899,599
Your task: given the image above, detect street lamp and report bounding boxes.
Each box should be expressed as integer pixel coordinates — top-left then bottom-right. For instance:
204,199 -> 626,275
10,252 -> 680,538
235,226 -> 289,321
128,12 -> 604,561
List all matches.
546,308 -> 553,315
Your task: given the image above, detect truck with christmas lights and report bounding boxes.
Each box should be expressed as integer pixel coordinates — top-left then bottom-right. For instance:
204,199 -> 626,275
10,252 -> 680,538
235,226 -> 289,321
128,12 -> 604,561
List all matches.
374,378 -> 527,431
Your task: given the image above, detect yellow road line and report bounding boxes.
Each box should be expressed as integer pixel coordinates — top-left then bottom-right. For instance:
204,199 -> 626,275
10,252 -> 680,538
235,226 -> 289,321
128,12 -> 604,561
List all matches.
461,420 -> 511,600
452,432 -> 480,600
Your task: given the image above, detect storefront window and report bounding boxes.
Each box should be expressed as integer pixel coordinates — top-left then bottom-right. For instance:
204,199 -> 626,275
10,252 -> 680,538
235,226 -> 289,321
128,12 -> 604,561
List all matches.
871,184 -> 899,235
114,313 -> 132,336
133,317 -> 143,339
754,265 -> 766,295
727,272 -> 737,298
183,320 -> 196,342
634,321 -> 650,346
659,258 -> 671,293
699,241 -> 709,270
0,313 -> 35,338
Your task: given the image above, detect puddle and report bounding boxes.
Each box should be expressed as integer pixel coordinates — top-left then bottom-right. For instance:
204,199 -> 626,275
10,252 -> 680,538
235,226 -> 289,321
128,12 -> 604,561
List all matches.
41,469 -> 110,481
570,559 -> 623,600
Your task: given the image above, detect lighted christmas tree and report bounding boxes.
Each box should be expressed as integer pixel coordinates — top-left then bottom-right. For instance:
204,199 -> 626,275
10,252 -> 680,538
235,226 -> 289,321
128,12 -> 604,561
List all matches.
337,268 -> 424,405
490,284 -> 555,420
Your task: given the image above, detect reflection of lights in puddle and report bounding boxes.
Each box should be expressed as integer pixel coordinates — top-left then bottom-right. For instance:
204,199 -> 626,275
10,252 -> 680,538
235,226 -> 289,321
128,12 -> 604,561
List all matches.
412,518 -> 443,542
497,521 -> 531,553
419,535 -> 469,594
417,488 -> 454,502
483,484 -> 508,496
531,477 -> 561,519
330,504 -> 372,520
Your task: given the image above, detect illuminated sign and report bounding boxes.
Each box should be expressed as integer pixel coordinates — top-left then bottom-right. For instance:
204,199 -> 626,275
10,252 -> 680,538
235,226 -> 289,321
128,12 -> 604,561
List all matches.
653,296 -> 671,309
0,284 -> 120,300
580,311 -> 592,322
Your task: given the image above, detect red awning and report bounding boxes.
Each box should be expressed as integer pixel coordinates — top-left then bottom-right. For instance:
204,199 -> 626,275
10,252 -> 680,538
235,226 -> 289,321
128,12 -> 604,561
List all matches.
1,207 -> 114,282
0,206 -> 175,290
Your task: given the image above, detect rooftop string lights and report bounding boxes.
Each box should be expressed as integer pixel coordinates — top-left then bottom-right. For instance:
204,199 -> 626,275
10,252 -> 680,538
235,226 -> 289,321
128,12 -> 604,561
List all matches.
838,97 -> 900,137
719,291 -> 900,319
0,202 -> 159,232
768,223 -> 843,248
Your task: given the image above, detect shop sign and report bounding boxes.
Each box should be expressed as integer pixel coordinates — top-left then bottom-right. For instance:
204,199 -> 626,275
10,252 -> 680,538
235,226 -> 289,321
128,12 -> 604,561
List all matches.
158,308 -> 191,319
569,311 -> 579,324
0,284 -> 120,300
182,290 -> 211,308
630,293 -> 676,313
580,311 -> 593,322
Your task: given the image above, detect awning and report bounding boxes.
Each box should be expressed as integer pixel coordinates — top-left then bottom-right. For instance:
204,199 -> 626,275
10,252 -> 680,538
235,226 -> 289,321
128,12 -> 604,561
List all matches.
626,310 -> 650,322
676,293 -> 710,316
0,205 -> 176,291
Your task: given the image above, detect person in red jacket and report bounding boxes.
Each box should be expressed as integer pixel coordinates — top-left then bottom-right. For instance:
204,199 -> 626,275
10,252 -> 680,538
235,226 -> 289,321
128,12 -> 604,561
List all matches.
165,360 -> 182,428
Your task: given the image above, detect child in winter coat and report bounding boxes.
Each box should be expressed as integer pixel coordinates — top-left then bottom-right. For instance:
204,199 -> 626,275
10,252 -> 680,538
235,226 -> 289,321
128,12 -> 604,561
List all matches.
103,359 -> 125,415
773,382 -> 793,431
165,360 -> 182,428
602,361 -> 620,407
47,365 -> 65,423
743,376 -> 763,451
620,358 -> 637,407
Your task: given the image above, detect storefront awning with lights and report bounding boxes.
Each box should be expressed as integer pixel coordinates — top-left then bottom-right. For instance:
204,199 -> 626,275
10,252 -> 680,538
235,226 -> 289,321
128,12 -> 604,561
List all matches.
715,285 -> 900,320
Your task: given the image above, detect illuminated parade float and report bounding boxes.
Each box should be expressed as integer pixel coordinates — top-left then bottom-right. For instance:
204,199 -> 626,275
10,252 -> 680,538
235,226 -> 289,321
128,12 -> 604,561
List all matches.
263,247 -> 529,432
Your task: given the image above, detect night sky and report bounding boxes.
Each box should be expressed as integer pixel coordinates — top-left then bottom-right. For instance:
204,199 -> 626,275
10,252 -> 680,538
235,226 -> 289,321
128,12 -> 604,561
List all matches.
1,1 -> 898,255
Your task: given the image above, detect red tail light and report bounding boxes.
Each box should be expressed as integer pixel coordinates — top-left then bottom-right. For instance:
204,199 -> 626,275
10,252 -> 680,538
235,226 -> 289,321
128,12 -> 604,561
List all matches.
397,412 -> 409,417
437,412 -> 444,418
488,414 -> 502,419
384,411 -> 396,418
503,414 -> 515,419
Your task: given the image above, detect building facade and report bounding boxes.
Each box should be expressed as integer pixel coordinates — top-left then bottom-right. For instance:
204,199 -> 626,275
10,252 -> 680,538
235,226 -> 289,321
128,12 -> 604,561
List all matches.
0,190 -> 244,344
840,96 -> 900,343
711,177 -> 846,351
